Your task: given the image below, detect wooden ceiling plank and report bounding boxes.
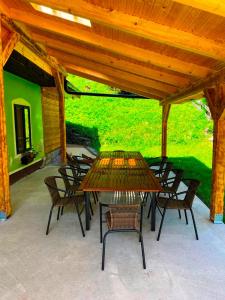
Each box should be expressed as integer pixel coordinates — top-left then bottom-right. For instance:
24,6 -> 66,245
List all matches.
173,0 -> 225,18
9,8 -> 212,78
31,29 -> 191,87
30,0 -> 225,61
48,47 -> 177,94
0,0 -> 10,15
65,63 -> 162,100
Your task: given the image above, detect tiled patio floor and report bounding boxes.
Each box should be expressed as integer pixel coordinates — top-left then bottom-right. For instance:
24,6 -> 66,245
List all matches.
1,160 -> 225,299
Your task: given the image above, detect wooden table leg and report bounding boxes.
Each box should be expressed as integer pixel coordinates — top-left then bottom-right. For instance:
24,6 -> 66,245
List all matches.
84,191 -> 90,230
151,192 -> 156,231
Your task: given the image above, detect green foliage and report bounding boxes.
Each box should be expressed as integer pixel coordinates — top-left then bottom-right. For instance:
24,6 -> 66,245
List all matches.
65,75 -> 217,213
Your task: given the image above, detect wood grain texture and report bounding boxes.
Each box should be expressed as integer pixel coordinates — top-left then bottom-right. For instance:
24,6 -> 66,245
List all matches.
41,87 -> 61,154
161,104 -> 171,157
205,85 -> 225,222
80,151 -> 162,192
0,21 -> 11,217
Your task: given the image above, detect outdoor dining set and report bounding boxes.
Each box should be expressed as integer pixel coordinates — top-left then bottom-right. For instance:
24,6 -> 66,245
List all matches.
44,150 -> 200,270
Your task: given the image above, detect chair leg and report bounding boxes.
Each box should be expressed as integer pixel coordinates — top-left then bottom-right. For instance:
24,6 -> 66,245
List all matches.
102,231 -> 110,271
178,209 -> 181,219
139,232 -> 146,269
184,209 -> 188,224
147,200 -> 152,218
90,201 -> 94,216
157,207 -> 167,241
61,206 -> 64,216
100,203 -> 103,243
46,205 -> 54,235
190,208 -> 199,240
74,202 -> 85,237
92,192 -> 97,204
139,205 -> 143,242
57,207 -> 61,221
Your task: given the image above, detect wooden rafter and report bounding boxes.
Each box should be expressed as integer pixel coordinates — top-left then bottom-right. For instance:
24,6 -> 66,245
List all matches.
66,63 -> 161,100
8,8 -> 212,78
48,47 -> 177,95
2,31 -> 19,66
31,29 -> 190,88
162,67 -> 225,105
30,0 -> 225,61
173,0 -> 225,18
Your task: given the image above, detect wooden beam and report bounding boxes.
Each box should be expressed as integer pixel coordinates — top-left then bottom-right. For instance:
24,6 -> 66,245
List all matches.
204,85 -> 225,223
53,70 -> 66,163
31,29 -> 190,88
48,47 -> 177,95
0,20 -> 11,218
0,0 -> 10,16
2,31 -> 19,65
15,40 -> 53,75
66,63 -> 161,100
31,0 -> 225,61
161,104 -> 171,157
62,61 -> 168,99
173,0 -> 225,18
162,67 -> 225,105
9,8 -> 212,78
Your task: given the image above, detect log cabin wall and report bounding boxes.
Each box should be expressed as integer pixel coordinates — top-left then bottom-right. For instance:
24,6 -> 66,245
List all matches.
41,87 -> 61,162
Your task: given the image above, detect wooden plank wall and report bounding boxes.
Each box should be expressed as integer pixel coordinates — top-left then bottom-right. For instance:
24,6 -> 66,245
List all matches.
41,87 -> 61,153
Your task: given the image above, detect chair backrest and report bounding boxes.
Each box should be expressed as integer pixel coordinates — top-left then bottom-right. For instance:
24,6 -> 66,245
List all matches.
58,166 -> 80,191
184,179 -> 201,207
170,168 -> 184,191
161,162 -> 173,181
44,176 -> 62,205
107,204 -> 140,230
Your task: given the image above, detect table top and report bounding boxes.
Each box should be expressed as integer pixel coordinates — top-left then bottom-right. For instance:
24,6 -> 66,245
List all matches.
80,151 -> 162,192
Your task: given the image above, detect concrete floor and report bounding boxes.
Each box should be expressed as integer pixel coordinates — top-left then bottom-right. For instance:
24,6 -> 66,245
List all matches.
1,154 -> 225,299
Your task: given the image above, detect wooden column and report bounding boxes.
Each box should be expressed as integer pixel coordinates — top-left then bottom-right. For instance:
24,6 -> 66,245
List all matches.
161,104 -> 171,157
53,70 -> 66,163
204,85 -> 225,223
0,19 -> 11,218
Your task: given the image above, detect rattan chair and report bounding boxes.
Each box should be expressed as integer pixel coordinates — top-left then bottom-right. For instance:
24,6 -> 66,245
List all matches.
66,152 -> 91,175
44,176 -> 85,237
58,166 -> 94,215
101,203 -> 146,270
149,156 -> 168,176
156,179 -> 200,241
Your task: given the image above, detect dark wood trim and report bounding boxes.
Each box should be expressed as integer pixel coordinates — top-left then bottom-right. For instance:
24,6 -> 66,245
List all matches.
9,159 -> 43,184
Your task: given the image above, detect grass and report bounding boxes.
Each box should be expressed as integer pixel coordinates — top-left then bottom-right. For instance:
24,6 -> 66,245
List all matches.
66,74 -> 217,215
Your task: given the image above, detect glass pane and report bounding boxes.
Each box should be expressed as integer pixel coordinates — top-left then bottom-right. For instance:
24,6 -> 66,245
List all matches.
15,106 -> 25,153
24,108 -> 31,150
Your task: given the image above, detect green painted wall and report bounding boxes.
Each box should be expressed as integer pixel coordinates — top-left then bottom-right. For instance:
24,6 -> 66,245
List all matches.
4,71 -> 44,173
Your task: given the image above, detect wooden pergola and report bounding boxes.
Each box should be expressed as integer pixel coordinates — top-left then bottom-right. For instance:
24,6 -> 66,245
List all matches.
0,0 -> 225,223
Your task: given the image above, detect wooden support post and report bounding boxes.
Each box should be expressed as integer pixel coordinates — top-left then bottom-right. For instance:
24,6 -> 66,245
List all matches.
53,70 -> 66,163
204,85 -> 225,223
0,19 -> 11,218
161,104 -> 171,157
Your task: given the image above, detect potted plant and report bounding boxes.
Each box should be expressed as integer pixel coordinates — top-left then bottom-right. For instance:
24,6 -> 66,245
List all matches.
21,148 -> 38,165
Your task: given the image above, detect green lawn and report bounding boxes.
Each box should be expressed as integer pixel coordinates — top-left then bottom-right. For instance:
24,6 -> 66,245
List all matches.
66,75 -> 214,211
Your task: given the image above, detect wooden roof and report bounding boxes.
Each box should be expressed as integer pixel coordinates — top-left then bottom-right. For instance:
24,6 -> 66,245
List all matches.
1,0 -> 225,104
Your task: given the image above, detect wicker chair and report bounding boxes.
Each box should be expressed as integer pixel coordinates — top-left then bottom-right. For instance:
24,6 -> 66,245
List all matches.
44,176 -> 85,237
156,179 -> 200,241
66,152 -> 91,175
148,168 -> 184,218
149,156 -> 168,176
101,203 -> 146,270
58,166 -> 94,215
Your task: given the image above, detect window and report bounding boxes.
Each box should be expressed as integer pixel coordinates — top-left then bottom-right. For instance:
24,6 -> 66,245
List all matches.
14,104 -> 32,154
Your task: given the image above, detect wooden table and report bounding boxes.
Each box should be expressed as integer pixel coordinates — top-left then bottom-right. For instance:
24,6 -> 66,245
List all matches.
80,151 -> 162,230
